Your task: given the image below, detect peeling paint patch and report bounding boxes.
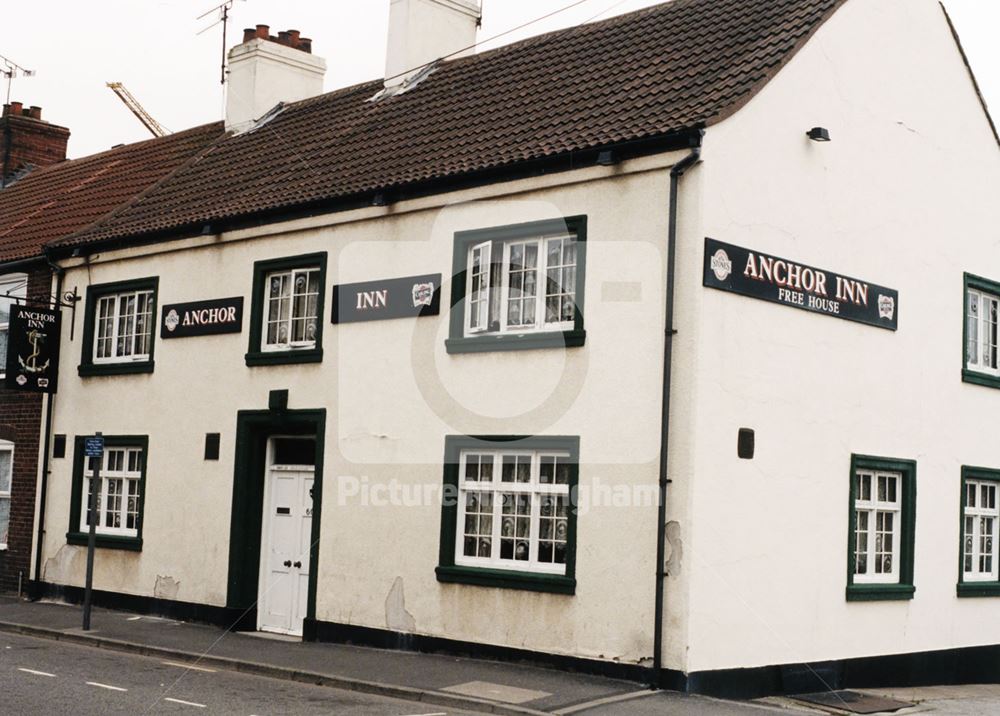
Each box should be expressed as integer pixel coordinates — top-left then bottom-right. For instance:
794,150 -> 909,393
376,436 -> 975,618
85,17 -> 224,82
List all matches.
664,521 -> 683,577
42,545 -> 83,583
385,576 -> 416,632
154,575 -> 180,601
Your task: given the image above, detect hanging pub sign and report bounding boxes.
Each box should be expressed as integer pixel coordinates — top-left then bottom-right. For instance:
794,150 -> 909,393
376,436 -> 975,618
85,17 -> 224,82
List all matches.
703,238 -> 898,331
5,305 -> 61,393
160,297 -> 244,338
331,273 -> 441,324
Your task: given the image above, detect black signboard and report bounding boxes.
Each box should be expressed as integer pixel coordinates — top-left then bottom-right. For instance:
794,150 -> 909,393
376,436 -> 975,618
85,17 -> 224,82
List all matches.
161,297 -> 244,338
703,238 -> 898,331
332,273 -> 441,324
5,305 -> 61,393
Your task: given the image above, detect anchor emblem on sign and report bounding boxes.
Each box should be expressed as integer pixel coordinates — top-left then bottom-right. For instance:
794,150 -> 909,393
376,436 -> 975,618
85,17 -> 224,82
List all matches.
18,329 -> 50,374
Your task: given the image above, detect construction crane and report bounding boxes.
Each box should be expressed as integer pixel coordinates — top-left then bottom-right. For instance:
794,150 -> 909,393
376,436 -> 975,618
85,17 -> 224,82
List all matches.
106,82 -> 169,138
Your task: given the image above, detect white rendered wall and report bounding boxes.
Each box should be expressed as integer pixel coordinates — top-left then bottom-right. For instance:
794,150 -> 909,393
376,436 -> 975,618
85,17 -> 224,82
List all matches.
682,0 -> 1000,672
384,0 -> 479,87
226,39 -> 326,132
40,154 -> 701,669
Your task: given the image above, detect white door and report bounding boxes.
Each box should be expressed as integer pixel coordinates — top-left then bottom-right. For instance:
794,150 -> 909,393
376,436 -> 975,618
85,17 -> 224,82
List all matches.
259,463 -> 314,636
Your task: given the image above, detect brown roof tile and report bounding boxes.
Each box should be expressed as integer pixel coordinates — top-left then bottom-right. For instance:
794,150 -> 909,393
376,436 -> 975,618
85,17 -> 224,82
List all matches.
57,0 -> 844,250
0,122 -> 224,262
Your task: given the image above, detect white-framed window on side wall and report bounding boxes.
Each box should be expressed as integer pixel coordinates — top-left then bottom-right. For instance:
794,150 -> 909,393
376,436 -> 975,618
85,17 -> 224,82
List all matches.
964,273 -> 1000,389
852,470 -> 901,584
0,440 -> 12,549
958,467 -> 1000,597
846,454 -> 916,602
0,273 -> 28,378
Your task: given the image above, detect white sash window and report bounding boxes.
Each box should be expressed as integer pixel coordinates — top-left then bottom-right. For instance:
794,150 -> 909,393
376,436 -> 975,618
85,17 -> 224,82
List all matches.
263,268 -> 320,350
963,480 -> 999,582
93,290 -> 155,363
967,287 -> 1000,376
0,442 -> 12,549
853,470 -> 901,583
81,447 -> 144,538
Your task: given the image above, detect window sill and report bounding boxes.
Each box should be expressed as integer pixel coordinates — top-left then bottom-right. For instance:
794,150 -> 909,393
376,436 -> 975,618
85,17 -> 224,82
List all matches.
66,532 -> 142,551
78,361 -> 155,377
962,369 -> 1000,390
957,581 -> 1000,598
846,583 -> 915,602
436,564 -> 575,594
245,348 -> 323,367
445,330 -> 586,355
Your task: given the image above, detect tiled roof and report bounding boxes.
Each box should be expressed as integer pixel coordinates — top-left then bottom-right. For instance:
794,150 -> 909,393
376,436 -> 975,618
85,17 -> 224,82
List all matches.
56,0 -> 844,250
0,122 -> 223,262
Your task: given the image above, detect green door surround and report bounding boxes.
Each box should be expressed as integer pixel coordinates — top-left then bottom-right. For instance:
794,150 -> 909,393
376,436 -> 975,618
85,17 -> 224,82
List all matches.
227,406 -> 326,637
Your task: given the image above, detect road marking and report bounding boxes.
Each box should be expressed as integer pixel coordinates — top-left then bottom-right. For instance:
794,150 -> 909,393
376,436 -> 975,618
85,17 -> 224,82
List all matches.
87,681 -> 128,692
162,660 -> 218,673
126,616 -> 142,621
399,713 -> 447,716
18,668 -> 56,677
164,697 -> 206,708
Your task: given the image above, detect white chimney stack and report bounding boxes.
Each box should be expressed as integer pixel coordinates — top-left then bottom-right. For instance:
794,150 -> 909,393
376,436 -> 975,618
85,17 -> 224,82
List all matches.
384,0 -> 481,90
226,25 -> 327,133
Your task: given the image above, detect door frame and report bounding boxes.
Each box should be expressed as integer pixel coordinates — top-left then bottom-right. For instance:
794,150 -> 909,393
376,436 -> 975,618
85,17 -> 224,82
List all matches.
227,407 -> 326,638
257,437 -> 316,635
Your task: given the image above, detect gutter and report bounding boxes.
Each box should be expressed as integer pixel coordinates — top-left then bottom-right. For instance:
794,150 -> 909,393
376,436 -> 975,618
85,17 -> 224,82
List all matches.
31,252 -> 64,594
652,129 -> 703,687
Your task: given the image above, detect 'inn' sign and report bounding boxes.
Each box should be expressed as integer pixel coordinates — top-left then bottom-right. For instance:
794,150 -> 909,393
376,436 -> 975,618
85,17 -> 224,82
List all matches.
703,238 -> 898,330
331,273 -> 441,324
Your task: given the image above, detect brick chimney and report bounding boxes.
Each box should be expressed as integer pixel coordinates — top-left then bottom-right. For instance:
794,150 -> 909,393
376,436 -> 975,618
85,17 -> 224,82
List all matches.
384,0 -> 481,90
225,25 -> 326,133
1,102 -> 70,187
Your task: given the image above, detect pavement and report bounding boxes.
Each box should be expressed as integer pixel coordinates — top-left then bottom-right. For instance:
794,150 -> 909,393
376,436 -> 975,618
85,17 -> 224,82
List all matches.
0,595 -> 788,715
4,596 -> 1000,715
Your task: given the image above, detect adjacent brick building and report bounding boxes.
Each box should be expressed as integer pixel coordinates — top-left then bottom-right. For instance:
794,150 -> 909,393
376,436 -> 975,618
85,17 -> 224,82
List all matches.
0,115 -> 224,593
1,102 -> 70,187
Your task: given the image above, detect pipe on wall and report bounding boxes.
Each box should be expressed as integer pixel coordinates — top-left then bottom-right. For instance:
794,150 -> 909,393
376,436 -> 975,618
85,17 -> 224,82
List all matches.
652,129 -> 703,686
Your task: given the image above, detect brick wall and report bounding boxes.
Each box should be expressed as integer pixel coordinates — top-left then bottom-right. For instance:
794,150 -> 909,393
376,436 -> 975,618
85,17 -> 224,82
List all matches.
0,264 -> 52,592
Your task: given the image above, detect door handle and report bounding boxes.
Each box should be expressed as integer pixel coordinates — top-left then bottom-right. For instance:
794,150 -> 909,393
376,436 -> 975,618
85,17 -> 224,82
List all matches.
283,560 -> 292,568
293,561 -> 302,569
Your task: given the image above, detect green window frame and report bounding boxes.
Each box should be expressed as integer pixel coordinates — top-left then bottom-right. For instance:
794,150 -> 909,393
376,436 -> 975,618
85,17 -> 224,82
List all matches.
246,252 -> 327,367
67,435 -> 148,551
436,435 -> 579,594
957,466 -> 1000,598
78,277 -> 159,377
963,272 -> 1000,390
846,454 -> 916,602
446,216 -> 587,354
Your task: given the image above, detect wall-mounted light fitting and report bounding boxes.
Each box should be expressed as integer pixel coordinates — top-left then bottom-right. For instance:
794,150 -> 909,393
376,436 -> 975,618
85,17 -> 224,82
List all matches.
372,192 -> 387,207
807,127 -> 831,142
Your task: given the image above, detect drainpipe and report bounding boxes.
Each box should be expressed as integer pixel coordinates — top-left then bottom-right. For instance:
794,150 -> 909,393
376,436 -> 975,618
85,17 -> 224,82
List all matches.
31,253 -> 64,596
652,129 -> 703,687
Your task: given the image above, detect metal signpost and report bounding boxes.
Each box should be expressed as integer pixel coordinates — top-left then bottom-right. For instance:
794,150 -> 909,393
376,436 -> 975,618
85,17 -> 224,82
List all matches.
82,433 -> 104,631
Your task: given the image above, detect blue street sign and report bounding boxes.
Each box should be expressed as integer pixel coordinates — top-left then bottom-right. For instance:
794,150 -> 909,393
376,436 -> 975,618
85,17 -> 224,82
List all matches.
84,436 -> 104,458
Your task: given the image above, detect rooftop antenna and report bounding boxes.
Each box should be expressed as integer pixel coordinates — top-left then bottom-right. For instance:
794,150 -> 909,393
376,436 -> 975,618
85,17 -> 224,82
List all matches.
198,0 -> 246,85
0,54 -> 36,105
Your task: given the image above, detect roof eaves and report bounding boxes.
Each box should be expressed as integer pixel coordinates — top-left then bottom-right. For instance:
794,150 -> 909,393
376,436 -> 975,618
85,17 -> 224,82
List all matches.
48,123 -> 228,257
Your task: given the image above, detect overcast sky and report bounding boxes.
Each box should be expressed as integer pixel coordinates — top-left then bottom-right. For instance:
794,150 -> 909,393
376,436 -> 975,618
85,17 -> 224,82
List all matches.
2,0 -> 997,159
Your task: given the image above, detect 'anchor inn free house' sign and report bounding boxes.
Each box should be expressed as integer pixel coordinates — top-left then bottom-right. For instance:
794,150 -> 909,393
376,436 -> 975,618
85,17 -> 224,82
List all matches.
702,238 -> 898,331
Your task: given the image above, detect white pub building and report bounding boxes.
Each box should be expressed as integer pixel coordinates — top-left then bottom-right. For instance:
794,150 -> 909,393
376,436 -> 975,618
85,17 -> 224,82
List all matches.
24,0 -> 1000,697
